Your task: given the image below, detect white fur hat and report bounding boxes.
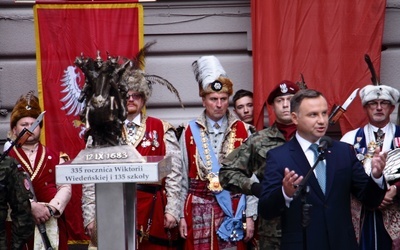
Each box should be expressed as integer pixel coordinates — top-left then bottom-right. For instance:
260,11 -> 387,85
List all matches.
360,85 -> 400,106
192,56 -> 233,97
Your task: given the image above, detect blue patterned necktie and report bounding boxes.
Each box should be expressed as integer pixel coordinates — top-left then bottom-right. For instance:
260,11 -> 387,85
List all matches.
376,128 -> 385,147
127,122 -> 135,136
310,143 -> 326,194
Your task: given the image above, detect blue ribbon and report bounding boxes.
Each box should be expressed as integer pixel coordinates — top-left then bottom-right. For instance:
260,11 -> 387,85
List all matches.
215,193 -> 246,241
189,120 -> 246,241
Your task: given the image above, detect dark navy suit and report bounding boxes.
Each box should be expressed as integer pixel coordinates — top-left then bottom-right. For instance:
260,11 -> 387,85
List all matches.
259,137 -> 386,250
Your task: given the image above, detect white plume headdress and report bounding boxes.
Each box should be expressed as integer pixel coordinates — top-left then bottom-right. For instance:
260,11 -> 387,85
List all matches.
192,55 -> 233,97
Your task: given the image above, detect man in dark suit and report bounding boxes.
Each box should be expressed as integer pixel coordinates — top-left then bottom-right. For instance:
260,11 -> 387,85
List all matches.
258,89 -> 387,250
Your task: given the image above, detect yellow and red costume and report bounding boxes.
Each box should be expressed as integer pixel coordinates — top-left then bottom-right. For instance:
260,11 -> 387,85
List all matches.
9,143 -> 71,250
180,111 -> 255,250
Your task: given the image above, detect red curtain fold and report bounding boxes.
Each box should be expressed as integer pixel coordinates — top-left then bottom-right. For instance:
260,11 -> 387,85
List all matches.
34,2 -> 143,244
252,0 -> 386,134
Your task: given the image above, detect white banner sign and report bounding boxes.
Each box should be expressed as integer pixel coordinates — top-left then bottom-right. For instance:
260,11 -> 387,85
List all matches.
56,162 -> 160,184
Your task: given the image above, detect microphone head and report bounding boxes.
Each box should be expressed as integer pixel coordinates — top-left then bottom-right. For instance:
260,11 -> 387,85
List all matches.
320,136 -> 333,147
318,136 -> 333,152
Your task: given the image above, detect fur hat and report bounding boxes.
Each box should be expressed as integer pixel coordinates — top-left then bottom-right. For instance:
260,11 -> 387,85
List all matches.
120,69 -> 152,103
192,56 -> 233,97
10,91 -> 42,129
267,80 -> 299,105
360,85 -> 400,106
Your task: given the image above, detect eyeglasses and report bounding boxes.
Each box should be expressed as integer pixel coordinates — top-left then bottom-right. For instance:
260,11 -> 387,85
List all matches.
366,100 -> 392,109
126,93 -> 142,100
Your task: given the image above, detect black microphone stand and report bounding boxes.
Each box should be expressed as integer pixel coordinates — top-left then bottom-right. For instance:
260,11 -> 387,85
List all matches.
293,149 -> 327,250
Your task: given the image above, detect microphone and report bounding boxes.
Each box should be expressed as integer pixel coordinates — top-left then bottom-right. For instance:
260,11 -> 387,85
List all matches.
318,136 -> 333,152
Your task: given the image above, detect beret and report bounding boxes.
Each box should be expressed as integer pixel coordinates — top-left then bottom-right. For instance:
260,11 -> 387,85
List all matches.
267,80 -> 299,104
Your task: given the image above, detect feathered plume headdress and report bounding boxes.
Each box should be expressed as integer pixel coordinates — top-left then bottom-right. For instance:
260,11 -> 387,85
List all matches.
192,55 -> 233,97
120,41 -> 184,108
360,54 -> 399,106
10,90 -> 42,129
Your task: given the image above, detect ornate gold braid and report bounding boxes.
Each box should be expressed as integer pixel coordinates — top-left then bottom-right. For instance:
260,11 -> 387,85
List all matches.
14,144 -> 46,181
122,115 -> 147,147
195,124 -> 238,181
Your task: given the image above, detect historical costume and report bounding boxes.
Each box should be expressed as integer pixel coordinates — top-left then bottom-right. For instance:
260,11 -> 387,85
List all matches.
180,56 -> 256,250
82,42 -> 183,250
7,92 -> 71,250
341,84 -> 400,250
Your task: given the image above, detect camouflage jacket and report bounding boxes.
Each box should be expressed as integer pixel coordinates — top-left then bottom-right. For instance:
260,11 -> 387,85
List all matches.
220,123 -> 286,194
219,123 -> 287,239
0,157 -> 34,249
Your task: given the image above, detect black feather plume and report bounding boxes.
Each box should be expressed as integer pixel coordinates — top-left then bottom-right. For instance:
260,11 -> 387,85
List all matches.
131,41 -> 157,70
364,54 -> 380,86
145,74 -> 184,108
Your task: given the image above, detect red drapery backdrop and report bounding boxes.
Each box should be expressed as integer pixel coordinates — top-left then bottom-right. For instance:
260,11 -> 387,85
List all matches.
251,0 -> 387,134
34,1 -> 142,244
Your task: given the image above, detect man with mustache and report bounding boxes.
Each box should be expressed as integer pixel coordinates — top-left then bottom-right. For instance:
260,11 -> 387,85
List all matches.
341,84 -> 400,249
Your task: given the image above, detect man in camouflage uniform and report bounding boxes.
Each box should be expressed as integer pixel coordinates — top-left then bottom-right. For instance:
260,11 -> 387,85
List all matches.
0,156 -> 34,249
219,80 -> 299,250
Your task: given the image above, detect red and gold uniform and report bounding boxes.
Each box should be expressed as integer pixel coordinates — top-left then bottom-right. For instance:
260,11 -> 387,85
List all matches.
180,111 -> 254,250
9,143 -> 71,250
129,115 -> 182,249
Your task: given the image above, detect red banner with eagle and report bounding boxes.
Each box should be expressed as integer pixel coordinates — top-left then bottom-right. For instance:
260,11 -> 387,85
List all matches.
34,2 -> 143,245
251,0 -> 386,134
